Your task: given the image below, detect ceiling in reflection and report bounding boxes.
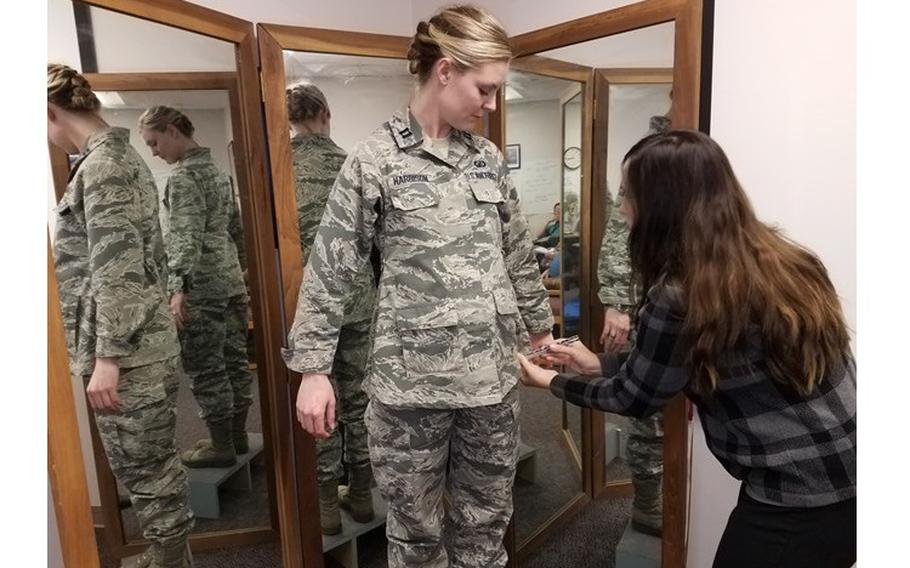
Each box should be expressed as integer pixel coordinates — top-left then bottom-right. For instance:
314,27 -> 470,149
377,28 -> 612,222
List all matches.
506,71 -> 579,103
95,90 -> 230,110
540,22 -> 674,68
283,51 -> 411,82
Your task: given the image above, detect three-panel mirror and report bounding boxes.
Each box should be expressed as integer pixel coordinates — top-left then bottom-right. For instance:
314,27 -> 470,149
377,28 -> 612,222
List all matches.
48,2 -> 703,568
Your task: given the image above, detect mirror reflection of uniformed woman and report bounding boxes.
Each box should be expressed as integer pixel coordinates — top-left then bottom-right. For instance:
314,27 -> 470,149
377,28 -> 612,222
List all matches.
139,107 -> 252,470
285,83 -> 376,535
47,64 -> 193,568
284,6 -> 555,567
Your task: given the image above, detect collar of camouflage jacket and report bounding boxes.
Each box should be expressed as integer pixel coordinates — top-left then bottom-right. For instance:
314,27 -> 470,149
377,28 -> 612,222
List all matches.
177,146 -> 213,165
291,132 -> 336,151
80,126 -> 129,159
387,108 -> 479,167
69,126 -> 131,182
649,115 -> 671,134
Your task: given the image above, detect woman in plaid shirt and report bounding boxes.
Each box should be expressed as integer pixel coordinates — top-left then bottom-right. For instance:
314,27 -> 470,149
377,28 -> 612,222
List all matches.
518,130 -> 856,568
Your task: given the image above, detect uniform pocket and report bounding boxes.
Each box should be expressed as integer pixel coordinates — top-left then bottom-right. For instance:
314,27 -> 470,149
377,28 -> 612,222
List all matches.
492,287 -> 520,315
396,305 -> 465,376
468,178 -> 504,204
113,401 -> 177,465
389,182 -> 440,211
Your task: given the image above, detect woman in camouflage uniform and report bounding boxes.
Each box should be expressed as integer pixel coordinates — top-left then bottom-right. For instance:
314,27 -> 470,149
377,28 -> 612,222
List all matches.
48,64 -> 193,568
139,106 -> 252,469
285,6 -> 555,567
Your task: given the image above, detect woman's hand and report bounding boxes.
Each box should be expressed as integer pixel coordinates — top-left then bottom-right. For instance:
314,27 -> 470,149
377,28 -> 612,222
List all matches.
516,352 -> 558,389
601,308 -> 631,353
295,373 -> 336,439
86,357 -> 121,413
543,341 -> 602,376
170,292 -> 188,330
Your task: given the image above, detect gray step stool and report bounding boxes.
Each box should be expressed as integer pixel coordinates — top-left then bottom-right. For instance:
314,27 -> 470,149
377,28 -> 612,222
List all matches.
605,421 -> 629,465
616,520 -> 661,568
323,487 -> 388,568
516,441 -> 538,483
186,432 -> 264,519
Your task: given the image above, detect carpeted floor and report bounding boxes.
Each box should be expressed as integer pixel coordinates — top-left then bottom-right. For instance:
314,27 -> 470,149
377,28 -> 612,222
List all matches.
515,386 -> 585,542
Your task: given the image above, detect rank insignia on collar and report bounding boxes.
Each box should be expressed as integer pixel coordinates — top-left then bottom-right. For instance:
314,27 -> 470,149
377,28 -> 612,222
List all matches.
474,159 -> 487,168
399,128 -> 412,138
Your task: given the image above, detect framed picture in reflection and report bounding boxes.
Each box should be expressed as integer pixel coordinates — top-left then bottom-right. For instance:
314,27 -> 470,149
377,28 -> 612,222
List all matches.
505,143 -> 521,169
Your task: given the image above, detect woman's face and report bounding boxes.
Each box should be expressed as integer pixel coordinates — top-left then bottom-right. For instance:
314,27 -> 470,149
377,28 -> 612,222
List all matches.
619,163 -> 636,228
140,125 -> 182,164
438,59 -> 508,132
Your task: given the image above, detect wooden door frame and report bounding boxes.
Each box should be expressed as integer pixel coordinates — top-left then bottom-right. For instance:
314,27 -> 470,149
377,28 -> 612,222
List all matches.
48,1 -> 303,567
48,238 -> 100,568
505,1 -> 704,567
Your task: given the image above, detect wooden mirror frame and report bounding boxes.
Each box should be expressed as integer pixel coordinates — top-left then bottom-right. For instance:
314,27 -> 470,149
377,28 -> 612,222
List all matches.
47,1 -> 304,566
498,2 -> 706,567
50,70 -> 285,557
500,55 -> 595,562
257,23 -> 413,568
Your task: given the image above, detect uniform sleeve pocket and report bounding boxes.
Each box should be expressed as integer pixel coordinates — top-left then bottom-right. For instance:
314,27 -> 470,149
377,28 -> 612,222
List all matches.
492,288 -> 520,315
389,182 -> 441,211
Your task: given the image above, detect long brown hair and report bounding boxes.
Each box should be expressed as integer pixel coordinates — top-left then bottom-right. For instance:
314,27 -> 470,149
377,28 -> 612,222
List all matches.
623,130 -> 850,396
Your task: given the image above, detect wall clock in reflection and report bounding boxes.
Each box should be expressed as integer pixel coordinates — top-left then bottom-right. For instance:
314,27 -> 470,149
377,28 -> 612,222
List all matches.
563,146 -> 582,170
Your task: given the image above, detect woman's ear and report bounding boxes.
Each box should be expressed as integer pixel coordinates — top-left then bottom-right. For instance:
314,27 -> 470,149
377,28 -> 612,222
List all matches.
435,57 -> 453,86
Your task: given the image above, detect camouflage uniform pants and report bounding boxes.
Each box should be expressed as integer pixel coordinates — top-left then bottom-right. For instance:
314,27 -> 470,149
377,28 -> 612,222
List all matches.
180,294 -> 253,426
619,332 -> 664,485
365,387 -> 520,568
628,412 -> 664,483
316,319 -> 371,483
92,357 -> 194,560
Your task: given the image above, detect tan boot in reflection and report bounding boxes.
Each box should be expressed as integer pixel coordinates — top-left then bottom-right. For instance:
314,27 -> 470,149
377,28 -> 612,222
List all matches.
630,476 -> 663,537
182,421 -> 236,468
339,466 -> 374,523
193,410 -> 250,454
320,481 -> 342,535
135,541 -> 193,568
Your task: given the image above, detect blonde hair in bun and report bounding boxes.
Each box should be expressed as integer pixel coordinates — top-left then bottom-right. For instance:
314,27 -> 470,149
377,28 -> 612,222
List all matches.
47,63 -> 101,112
407,5 -> 511,84
138,105 -> 195,138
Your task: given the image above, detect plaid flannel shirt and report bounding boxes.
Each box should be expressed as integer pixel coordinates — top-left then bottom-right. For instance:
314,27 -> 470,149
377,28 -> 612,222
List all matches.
550,282 -> 856,507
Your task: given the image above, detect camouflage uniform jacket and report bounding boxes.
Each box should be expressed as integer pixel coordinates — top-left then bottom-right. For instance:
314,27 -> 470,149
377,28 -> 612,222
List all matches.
163,147 -> 245,299
597,115 -> 672,311
291,132 -> 375,325
284,109 -> 554,408
53,127 -> 179,377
